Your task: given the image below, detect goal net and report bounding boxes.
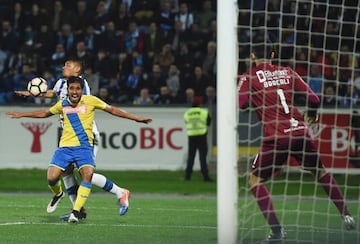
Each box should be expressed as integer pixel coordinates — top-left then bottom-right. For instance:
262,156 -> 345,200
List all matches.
237,1 -> 360,243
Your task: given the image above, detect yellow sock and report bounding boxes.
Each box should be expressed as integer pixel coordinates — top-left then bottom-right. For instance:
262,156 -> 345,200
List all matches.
48,180 -> 62,196
73,182 -> 92,211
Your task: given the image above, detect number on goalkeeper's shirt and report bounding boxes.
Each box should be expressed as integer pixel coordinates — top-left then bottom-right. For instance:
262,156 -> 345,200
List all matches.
277,88 -> 289,114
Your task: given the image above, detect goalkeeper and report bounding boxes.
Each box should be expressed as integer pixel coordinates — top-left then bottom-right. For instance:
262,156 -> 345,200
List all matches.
238,44 -> 355,242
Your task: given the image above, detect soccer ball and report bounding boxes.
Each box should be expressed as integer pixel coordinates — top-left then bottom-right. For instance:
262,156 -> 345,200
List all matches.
27,77 -> 48,97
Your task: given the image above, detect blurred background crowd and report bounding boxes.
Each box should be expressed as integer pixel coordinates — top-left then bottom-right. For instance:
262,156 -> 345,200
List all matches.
0,0 -> 217,106
0,0 -> 359,109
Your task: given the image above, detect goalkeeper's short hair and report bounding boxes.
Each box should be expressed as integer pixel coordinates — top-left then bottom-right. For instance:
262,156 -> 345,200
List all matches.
252,43 -> 277,59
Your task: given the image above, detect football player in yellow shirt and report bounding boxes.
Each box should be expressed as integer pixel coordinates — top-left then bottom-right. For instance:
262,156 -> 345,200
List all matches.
6,76 -> 152,223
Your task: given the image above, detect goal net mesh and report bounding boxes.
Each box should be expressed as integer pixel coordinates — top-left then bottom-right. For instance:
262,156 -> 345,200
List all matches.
237,1 -> 360,243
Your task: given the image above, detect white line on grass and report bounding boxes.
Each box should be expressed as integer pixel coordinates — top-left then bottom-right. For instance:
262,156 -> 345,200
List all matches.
0,221 -> 216,230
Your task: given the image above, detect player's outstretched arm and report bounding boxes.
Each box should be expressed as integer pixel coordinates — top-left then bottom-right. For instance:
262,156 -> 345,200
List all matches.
6,109 -> 53,119
104,105 -> 152,124
14,89 -> 56,98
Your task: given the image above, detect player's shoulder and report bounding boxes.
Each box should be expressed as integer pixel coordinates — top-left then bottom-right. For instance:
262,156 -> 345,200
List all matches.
238,72 -> 249,81
275,64 -> 294,72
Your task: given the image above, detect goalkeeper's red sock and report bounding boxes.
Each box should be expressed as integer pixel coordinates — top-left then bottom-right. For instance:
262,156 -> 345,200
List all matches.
318,172 -> 350,216
251,184 -> 281,233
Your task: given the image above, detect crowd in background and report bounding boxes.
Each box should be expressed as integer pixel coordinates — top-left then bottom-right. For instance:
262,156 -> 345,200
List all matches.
0,0 -> 217,106
0,0 -> 359,109
238,0 -> 360,109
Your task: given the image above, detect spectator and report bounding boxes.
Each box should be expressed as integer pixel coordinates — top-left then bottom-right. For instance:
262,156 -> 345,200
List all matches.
322,84 -> 337,108
71,41 -> 95,70
175,42 -> 195,87
51,1 -> 76,32
153,43 -> 175,73
353,71 -> 360,95
141,63 -> 166,95
93,49 -> 115,82
7,2 -> 26,34
200,40 -> 216,82
174,2 -> 194,31
204,19 -> 217,43
183,23 -> 205,59
166,64 -> 180,96
164,0 -> 180,13
96,21 -> 121,55
121,20 -> 145,54
143,22 -> 166,72
34,24 -> 56,64
83,66 -> 100,96
73,0 -> 93,36
155,1 -> 175,36
308,64 -> 323,95
168,20 -> 186,53
133,87 -> 154,105
57,24 -> 76,53
107,75 -> 121,102
190,66 -> 212,97
202,85 -> 216,107
194,0 -> 216,33
182,87 -> 198,106
123,65 -> 144,103
0,20 -> 20,54
0,44 -> 8,75
26,3 -> 48,32
132,0 -> 158,32
155,85 -> 176,105
98,86 -> 114,103
93,1 -> 112,33
50,43 -> 66,77
294,48 -> 308,78
113,3 -> 131,35
13,64 -> 34,91
82,25 -> 97,53
339,84 -> 359,108
5,50 -> 23,74
22,25 -> 36,50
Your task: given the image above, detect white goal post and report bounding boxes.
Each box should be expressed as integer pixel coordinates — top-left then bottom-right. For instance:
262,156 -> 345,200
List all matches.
216,1 -> 239,244
217,0 -> 360,243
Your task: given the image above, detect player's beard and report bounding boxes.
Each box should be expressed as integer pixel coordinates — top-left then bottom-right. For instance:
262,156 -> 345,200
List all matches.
68,93 -> 81,104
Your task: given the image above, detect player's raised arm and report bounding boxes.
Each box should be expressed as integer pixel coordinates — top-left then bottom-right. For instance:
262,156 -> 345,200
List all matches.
104,105 -> 152,124
6,109 -> 53,119
15,89 -> 56,98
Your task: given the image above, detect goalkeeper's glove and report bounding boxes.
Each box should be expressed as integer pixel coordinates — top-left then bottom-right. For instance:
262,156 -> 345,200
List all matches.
303,109 -> 318,125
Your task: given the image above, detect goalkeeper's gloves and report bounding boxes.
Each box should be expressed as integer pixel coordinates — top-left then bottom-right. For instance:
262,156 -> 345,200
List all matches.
303,109 -> 318,125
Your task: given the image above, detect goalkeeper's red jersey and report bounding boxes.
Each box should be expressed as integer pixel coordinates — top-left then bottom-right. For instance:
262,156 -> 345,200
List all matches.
238,62 -> 320,141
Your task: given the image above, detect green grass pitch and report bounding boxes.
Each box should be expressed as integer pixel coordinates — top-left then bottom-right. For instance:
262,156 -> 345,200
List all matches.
0,169 -> 359,243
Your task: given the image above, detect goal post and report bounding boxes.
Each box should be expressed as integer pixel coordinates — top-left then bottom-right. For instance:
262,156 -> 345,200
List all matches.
216,0 -> 239,243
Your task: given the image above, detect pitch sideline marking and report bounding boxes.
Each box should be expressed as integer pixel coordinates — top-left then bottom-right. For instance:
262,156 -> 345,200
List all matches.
0,221 -> 216,230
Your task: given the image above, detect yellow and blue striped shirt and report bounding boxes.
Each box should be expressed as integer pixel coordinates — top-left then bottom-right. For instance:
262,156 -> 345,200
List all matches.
49,95 -> 107,147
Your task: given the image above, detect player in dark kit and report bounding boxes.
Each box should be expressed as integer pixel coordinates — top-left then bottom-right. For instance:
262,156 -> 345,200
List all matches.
238,44 -> 355,243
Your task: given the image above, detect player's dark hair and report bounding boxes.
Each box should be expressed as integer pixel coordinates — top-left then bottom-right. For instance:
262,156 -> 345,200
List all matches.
67,76 -> 85,89
67,57 -> 84,74
252,44 -> 276,59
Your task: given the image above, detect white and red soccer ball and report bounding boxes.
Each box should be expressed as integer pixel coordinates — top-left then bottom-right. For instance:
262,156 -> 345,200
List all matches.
27,77 -> 48,97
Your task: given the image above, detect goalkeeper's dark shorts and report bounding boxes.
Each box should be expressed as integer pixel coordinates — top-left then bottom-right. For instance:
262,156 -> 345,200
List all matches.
252,135 -> 323,180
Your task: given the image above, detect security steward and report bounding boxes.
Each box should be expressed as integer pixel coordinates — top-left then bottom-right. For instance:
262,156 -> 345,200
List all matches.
183,98 -> 212,182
